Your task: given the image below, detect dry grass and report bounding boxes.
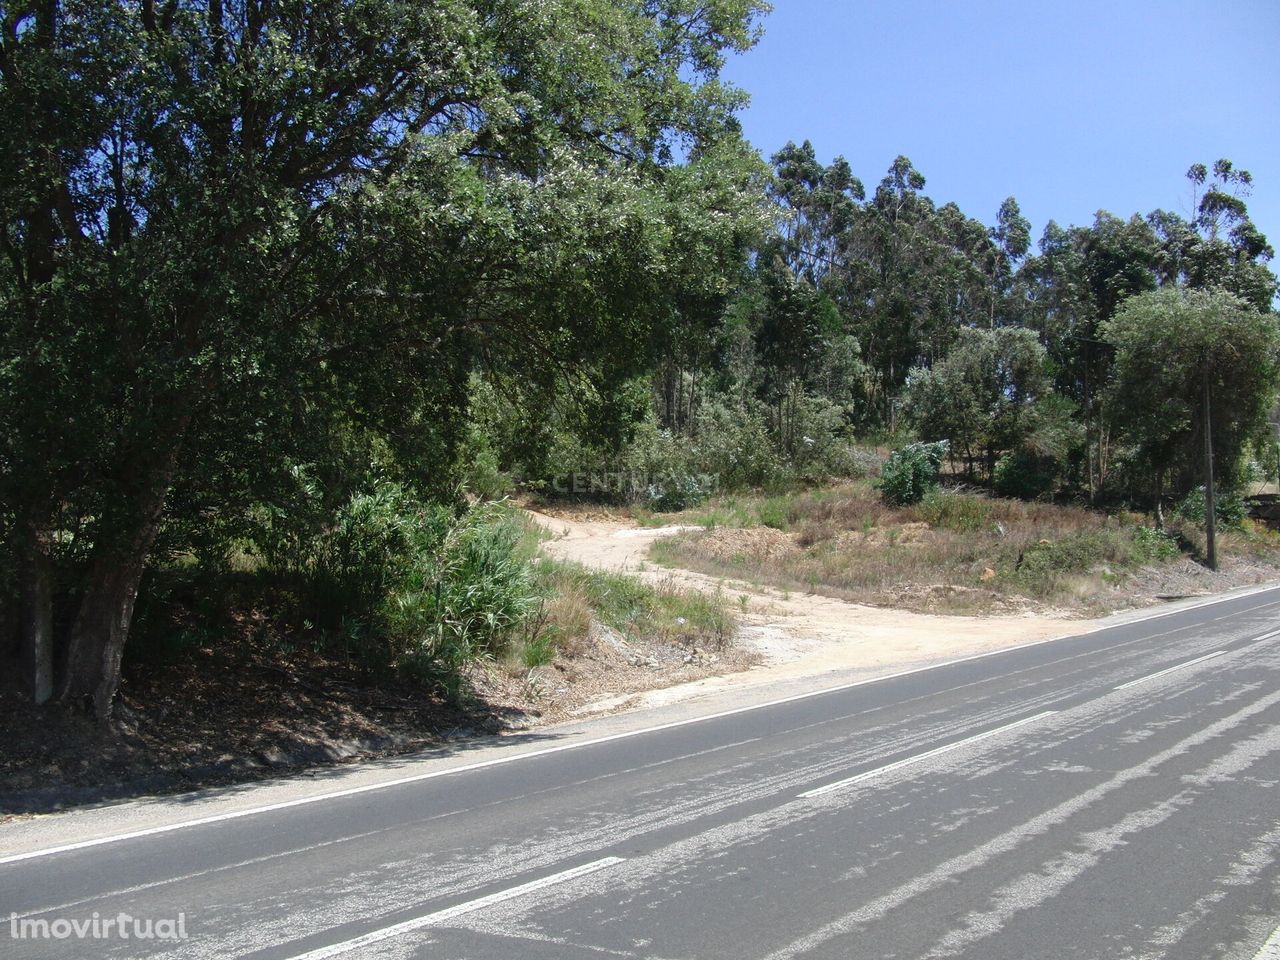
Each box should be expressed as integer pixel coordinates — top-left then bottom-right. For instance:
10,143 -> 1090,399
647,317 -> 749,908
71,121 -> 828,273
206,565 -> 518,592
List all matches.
532,557 -> 737,653
649,482 -> 1280,617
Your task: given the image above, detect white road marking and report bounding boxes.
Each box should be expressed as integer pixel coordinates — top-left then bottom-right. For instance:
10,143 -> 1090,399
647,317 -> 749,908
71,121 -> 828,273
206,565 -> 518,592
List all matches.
280,857 -> 626,960
1253,924 -> 1280,960
798,711 -> 1058,799
764,687 -> 1280,960
1114,650 -> 1228,690
4,587 -> 1276,867
0,636 -> 1092,866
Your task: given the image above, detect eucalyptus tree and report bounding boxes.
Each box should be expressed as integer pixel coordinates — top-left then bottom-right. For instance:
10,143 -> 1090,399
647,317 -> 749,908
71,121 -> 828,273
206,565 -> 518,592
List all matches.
1149,160 -> 1277,310
1017,212 -> 1160,496
0,0 -> 768,715
769,139 -> 863,287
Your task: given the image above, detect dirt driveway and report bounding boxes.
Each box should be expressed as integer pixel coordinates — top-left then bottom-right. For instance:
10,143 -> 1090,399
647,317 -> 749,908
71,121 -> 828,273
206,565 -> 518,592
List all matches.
529,509 -> 1090,710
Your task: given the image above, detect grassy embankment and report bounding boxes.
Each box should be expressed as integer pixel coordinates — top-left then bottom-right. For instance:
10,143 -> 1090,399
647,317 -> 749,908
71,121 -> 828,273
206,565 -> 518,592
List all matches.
643,482 -> 1280,617
518,537 -> 737,674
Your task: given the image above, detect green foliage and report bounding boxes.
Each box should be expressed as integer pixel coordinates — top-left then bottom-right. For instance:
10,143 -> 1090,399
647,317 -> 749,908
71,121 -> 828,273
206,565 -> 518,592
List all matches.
1014,524 -> 1179,591
689,401 -> 788,490
645,473 -> 714,513
1172,487 -> 1248,530
519,632 -> 558,670
282,488 -> 542,691
6,0 -> 1279,720
1131,526 -> 1181,562
904,327 -> 1051,479
879,441 -> 948,505
382,503 -> 541,686
994,448 -> 1059,501
917,490 -> 995,532
303,484 -> 448,644
1013,529 -> 1133,589
1,0 -> 770,710
1102,287 -> 1280,497
757,496 -> 791,530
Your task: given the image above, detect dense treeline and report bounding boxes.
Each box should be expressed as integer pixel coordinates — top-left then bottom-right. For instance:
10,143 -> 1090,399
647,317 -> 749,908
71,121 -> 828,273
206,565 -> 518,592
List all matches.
487,147 -> 1278,512
2,0 -> 1277,718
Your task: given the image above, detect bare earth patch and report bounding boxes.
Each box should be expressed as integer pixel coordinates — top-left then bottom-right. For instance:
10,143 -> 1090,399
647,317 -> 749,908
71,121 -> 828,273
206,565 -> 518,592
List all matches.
527,509 -> 1082,711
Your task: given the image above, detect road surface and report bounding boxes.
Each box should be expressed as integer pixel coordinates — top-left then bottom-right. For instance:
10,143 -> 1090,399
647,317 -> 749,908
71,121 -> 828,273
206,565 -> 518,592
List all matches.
4,586 -> 1280,959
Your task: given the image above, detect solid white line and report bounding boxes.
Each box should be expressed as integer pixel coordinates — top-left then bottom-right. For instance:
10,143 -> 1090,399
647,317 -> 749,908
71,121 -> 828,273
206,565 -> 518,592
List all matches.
1252,924 -> 1280,960
797,711 -> 1058,799
1114,650 -> 1228,690
4,584 -> 1277,867
281,857 -> 626,960
0,638 -> 1090,866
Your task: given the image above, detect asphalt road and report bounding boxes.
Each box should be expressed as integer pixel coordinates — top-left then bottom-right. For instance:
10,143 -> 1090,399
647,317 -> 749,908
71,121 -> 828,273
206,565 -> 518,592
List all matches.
5,586 -> 1280,959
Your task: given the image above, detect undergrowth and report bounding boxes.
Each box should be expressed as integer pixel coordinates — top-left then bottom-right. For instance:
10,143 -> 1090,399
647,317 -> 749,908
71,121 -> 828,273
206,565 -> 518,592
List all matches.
647,481 -> 1280,616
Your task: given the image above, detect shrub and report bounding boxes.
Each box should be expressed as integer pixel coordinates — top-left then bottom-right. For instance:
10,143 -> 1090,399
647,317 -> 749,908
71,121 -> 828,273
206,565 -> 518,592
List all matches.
304,482 -> 445,644
994,448 -> 1058,501
285,487 -> 543,694
1014,529 -> 1130,586
691,400 -> 786,491
459,441 -> 514,502
644,472 -> 713,512
1173,487 -> 1247,530
879,441 -> 948,505
1131,525 -> 1181,563
917,489 -> 995,532
383,502 -> 541,687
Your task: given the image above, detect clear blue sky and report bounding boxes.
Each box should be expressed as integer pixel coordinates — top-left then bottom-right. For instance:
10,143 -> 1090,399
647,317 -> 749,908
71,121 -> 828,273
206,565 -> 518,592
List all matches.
722,0 -> 1280,255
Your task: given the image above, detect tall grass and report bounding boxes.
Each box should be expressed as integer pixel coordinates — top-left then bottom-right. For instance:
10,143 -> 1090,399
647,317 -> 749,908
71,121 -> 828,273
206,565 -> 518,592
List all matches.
532,559 -> 735,652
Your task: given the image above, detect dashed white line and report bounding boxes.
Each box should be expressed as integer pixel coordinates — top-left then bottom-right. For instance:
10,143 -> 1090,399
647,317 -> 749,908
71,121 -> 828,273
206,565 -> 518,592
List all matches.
798,711 -> 1058,799
281,856 -> 626,960
1253,924 -> 1280,960
1114,651 -> 1228,690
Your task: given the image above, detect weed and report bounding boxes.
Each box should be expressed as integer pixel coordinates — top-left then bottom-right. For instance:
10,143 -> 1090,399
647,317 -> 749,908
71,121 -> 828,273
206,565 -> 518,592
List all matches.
519,632 -> 557,669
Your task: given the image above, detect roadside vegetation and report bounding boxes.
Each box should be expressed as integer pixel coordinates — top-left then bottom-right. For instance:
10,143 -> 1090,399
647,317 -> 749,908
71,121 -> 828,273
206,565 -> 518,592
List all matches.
3,0 -> 1278,789
124,497 -> 735,704
646,482 -> 1280,617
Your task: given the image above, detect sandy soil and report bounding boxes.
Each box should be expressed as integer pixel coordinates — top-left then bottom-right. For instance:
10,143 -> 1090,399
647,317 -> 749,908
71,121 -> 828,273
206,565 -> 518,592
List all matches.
529,509 -> 1088,711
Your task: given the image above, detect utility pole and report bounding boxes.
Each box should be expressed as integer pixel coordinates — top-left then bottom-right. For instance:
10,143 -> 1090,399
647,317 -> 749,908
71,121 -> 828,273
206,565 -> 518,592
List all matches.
1203,362 -> 1217,571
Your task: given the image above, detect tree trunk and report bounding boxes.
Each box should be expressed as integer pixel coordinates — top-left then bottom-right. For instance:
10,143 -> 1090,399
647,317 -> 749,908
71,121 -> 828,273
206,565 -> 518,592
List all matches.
18,519 -> 55,705
1154,470 -> 1165,529
57,440 -> 183,720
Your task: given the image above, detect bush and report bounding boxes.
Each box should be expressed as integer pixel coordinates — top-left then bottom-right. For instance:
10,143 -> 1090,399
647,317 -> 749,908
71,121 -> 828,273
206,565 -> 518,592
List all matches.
1132,525 -> 1181,563
383,502 -> 541,687
645,472 -> 713,512
1173,487 -> 1247,530
304,482 -> 444,644
917,489 -> 995,532
690,400 -> 786,491
879,441 -> 948,505
1014,529 -> 1130,587
288,486 -> 542,693
994,448 -> 1058,501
